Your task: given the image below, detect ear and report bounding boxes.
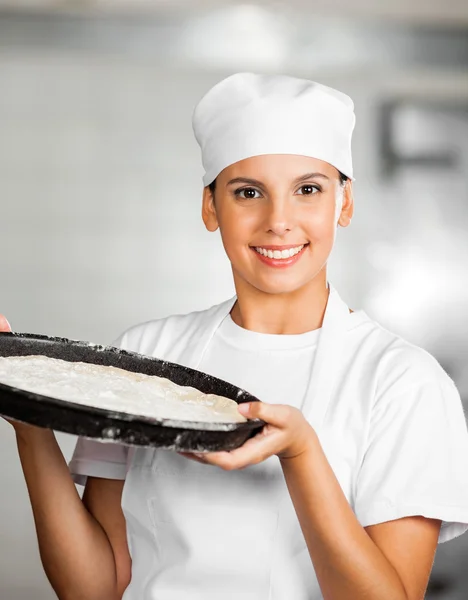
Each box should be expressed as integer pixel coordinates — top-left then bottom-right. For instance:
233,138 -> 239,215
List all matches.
202,186 -> 219,232
337,180 -> 354,228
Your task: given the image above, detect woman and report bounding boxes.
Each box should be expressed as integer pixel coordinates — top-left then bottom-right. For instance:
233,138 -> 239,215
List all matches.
3,73 -> 468,600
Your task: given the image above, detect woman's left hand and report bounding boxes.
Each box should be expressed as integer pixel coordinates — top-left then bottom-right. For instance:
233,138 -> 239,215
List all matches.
177,401 -> 318,470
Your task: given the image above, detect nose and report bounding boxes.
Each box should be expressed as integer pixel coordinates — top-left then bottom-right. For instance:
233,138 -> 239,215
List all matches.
264,196 -> 293,237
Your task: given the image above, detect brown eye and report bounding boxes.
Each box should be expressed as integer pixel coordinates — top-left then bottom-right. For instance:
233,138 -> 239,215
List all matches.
236,187 -> 261,199
297,184 -> 320,195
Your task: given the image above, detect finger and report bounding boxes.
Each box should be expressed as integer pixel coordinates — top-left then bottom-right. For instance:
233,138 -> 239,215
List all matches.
0,315 -> 11,333
201,428 -> 284,470
177,451 -> 207,464
238,401 -> 296,428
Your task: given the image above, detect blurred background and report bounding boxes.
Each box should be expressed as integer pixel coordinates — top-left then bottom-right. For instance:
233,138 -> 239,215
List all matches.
0,0 -> 468,598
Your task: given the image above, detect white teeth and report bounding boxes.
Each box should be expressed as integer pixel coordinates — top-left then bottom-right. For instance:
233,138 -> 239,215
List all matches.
254,245 -> 305,259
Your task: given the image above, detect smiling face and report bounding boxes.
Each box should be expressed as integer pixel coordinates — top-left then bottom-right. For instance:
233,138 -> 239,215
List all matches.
202,154 -> 354,298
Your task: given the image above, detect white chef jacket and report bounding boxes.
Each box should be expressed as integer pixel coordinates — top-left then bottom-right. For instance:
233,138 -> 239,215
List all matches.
70,287 -> 468,600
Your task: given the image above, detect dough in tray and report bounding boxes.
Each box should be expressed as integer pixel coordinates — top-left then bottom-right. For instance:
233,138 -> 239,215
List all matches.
0,355 -> 247,424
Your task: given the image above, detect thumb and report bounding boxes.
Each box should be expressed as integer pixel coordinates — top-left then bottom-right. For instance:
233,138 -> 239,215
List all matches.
0,315 -> 11,332
238,401 -> 291,427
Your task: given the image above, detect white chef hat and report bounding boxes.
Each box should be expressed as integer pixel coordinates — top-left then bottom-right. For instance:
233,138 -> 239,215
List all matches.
192,72 -> 355,186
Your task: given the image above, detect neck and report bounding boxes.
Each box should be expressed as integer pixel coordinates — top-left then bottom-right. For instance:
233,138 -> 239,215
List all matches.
230,271 -> 329,335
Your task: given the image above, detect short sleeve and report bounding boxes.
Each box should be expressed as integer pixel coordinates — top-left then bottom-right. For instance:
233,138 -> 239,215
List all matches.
69,437 -> 130,486
68,331 -> 131,486
354,378 -> 468,544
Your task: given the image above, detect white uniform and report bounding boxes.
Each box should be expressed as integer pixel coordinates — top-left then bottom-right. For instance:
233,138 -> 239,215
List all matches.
70,287 -> 468,600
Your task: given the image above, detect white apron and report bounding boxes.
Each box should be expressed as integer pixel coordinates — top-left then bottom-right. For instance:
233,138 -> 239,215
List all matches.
121,285 -> 351,600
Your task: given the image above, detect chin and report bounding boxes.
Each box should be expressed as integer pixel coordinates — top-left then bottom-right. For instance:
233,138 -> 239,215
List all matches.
232,260 -> 324,296
249,276 -> 311,296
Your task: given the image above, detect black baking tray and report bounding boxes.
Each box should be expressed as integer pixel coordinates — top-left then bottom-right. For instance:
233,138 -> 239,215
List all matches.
0,332 -> 265,452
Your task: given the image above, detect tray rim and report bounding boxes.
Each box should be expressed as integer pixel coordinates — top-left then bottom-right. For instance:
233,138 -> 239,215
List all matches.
0,331 -> 265,433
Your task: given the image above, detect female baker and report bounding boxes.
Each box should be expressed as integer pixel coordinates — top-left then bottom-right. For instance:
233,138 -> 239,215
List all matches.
3,73 -> 468,600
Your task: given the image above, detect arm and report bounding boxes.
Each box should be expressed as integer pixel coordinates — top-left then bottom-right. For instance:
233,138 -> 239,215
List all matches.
185,401 -> 441,600
82,476 -> 132,597
280,436 -> 440,600
1,313 -> 130,600
15,428 -> 131,600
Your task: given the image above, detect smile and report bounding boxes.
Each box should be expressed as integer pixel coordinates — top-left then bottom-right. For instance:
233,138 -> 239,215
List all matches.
254,245 -> 305,259
251,244 -> 309,268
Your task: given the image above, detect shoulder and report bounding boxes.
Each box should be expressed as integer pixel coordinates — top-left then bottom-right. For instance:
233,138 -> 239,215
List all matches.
112,298 -> 234,356
347,311 -> 456,402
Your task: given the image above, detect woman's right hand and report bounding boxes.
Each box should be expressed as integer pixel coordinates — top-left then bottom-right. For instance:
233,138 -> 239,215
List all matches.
0,314 -> 39,438
0,314 -> 11,333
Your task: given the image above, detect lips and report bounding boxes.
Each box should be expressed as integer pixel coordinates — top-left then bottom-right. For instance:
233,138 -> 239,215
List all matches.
251,243 -> 309,268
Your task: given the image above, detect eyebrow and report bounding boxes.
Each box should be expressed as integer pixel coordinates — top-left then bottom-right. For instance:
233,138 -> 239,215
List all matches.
295,172 -> 330,183
227,172 -> 330,187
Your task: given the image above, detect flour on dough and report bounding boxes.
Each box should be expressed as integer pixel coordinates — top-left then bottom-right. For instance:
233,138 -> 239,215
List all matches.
0,355 -> 247,423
